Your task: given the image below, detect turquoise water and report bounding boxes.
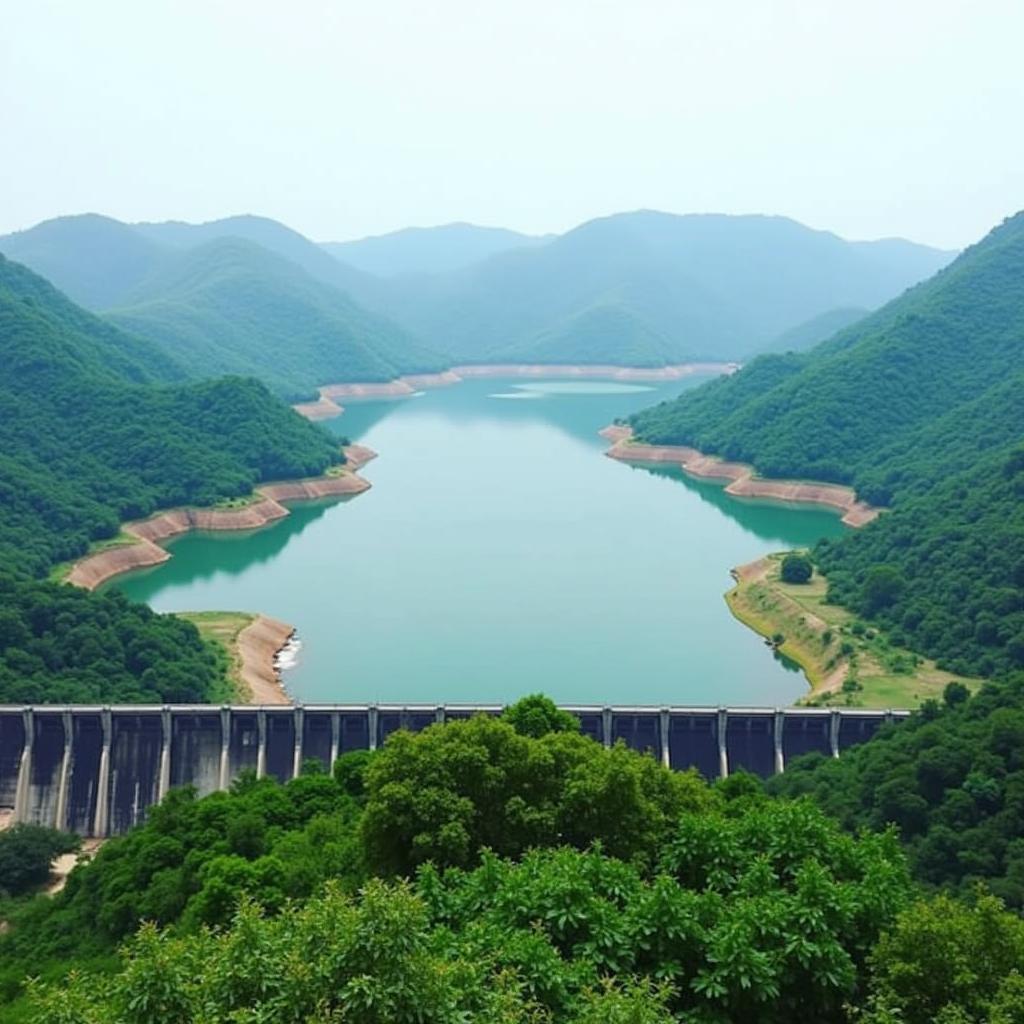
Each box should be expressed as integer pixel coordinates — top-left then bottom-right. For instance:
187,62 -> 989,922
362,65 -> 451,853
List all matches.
111,376 -> 847,705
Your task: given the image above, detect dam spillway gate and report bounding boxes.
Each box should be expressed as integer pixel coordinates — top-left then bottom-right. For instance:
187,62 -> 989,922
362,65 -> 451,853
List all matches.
0,704 -> 907,837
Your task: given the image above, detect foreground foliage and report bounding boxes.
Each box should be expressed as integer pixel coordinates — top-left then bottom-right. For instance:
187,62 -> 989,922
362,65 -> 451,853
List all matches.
770,675 -> 1024,904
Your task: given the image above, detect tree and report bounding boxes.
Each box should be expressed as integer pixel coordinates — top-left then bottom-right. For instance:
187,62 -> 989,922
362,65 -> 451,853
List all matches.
0,825 -> 80,897
502,693 -> 580,738
780,552 -> 813,584
359,713 -> 713,876
857,892 -> 1024,1024
862,565 -> 906,614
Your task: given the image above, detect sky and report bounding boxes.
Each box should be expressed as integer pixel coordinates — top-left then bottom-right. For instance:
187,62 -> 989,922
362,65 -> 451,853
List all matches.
2,0 -> 1022,249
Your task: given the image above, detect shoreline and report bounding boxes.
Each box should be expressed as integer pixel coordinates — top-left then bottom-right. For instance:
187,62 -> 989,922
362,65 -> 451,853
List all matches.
67,445 -> 377,591
600,426 -> 881,528
726,554 -> 979,708
294,362 -> 738,421
237,614 -> 296,704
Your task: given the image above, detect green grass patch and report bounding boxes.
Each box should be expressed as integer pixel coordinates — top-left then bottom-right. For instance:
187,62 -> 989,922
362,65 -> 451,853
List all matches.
177,610 -> 256,703
725,552 -> 981,709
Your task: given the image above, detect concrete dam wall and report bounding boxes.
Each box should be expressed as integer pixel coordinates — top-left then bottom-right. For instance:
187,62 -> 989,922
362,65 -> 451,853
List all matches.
0,704 -> 908,837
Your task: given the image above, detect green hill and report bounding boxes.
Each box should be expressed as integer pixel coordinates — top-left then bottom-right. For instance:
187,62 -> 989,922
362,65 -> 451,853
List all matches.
628,212 -> 1024,678
0,213 -> 168,309
341,211 -> 955,364
760,306 -> 868,353
503,302 -> 678,366
2,216 -> 443,399
0,254 -> 345,701
107,238 -> 445,400
322,222 -> 551,276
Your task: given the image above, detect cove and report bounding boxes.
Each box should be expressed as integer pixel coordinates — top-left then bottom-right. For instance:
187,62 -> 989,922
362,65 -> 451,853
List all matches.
109,376 -> 848,705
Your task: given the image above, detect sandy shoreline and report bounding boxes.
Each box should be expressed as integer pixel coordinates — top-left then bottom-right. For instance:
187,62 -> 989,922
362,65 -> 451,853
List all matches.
294,362 -> 738,421
67,445 -> 376,591
237,614 -> 296,704
602,426 -> 880,528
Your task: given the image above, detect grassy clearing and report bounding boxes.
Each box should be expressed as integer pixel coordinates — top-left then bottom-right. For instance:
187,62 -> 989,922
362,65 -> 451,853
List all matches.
178,610 -> 256,703
725,552 -> 981,709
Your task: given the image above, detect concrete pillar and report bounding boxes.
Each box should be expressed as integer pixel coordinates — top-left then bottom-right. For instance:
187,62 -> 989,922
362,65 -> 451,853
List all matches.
773,710 -> 786,775
218,708 -> 231,791
93,709 -> 112,838
53,711 -> 74,830
368,706 -> 379,752
659,708 -> 671,769
292,707 -> 304,779
717,708 -> 729,780
601,707 -> 613,749
157,708 -> 172,802
434,705 -> 446,725
256,710 -> 267,779
329,712 -> 340,769
12,709 -> 34,825
829,710 -> 841,758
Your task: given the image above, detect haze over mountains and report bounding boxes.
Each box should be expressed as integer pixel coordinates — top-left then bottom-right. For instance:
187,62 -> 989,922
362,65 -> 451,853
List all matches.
0,210 -> 953,398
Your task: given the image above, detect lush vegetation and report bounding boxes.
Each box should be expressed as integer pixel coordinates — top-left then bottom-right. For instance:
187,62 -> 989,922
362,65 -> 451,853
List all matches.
0,254 -> 349,703
0,253 -> 343,577
0,575 -> 232,703
6,695 -> 1024,1023
772,675 -> 1024,905
108,238 -> 446,401
1,701 -> 915,1023
631,212 -> 1024,679
757,305 -> 867,354
0,826 -> 79,899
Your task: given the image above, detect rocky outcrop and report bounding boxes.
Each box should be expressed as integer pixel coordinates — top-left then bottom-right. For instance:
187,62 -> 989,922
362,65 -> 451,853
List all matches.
604,427 -> 881,528
68,447 -> 375,590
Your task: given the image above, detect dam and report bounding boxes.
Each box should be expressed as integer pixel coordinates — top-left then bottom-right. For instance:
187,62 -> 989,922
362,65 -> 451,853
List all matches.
0,704 -> 907,837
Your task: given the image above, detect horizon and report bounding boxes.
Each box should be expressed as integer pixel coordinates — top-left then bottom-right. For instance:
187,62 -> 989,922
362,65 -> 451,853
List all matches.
3,1 -> 1023,248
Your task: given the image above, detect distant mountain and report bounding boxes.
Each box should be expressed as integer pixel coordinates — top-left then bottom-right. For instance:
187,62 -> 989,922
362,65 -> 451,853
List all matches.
108,238 -> 447,401
2,214 -> 444,399
629,211 -> 1024,678
0,214 -> 168,308
340,211 -> 955,364
322,223 -> 551,276
760,306 -> 868,354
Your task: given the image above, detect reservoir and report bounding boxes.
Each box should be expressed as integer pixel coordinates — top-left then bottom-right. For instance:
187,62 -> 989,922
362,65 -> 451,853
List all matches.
111,375 -> 847,705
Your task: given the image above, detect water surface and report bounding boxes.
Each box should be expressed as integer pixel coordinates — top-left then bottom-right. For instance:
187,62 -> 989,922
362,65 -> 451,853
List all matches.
112,377 -> 847,705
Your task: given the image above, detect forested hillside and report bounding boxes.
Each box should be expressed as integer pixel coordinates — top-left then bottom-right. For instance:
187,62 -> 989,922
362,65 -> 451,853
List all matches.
629,212 -> 1024,679
1,216 -> 444,399
759,305 -> 867,353
0,254 -> 344,702
337,211 -> 954,364
107,238 -> 446,400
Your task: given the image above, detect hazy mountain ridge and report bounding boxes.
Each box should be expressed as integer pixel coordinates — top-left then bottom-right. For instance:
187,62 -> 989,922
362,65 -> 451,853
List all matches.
322,222 -> 552,276
1,210 -> 953,377
330,210 -> 956,364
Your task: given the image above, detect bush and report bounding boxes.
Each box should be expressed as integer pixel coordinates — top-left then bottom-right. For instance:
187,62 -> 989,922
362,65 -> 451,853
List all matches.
780,552 -> 813,584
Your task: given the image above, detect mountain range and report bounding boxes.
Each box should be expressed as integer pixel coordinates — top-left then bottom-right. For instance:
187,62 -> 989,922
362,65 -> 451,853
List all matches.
0,211 -> 953,393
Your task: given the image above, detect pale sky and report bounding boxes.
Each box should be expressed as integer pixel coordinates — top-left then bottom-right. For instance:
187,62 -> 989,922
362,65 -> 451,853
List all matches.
2,0 -> 1022,248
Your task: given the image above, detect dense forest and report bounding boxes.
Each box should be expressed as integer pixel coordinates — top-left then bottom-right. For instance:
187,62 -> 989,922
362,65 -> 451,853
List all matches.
0,254 -> 348,703
4,696 -> 1024,1024
629,212 -> 1024,678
